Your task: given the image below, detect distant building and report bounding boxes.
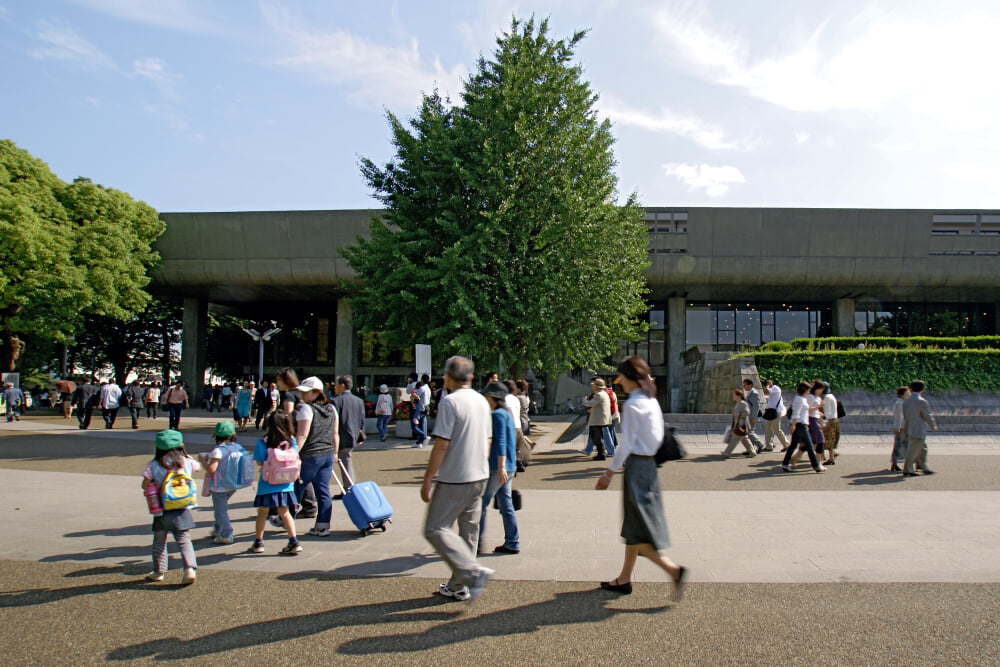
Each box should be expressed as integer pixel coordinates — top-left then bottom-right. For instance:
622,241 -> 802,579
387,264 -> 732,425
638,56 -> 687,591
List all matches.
154,208 -> 1000,410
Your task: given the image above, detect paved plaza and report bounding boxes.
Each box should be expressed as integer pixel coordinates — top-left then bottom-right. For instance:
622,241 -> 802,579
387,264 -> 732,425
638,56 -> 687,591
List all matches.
2,411 -> 999,664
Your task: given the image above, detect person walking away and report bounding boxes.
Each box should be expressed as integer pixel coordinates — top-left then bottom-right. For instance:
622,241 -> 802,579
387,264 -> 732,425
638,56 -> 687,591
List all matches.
253,381 -> 273,430
515,379 -> 533,437
272,368 -> 309,521
782,382 -> 824,473
145,382 -> 160,419
604,383 -> 620,453
72,377 -> 100,429
722,388 -> 757,458
198,421 -> 241,544
762,379 -> 789,452
582,378 -> 613,461
210,384 -> 221,412
202,386 -> 213,412
100,379 -> 122,429
505,380 -> 534,465
292,377 -> 339,537
479,382 -> 520,556
742,379 -> 765,453
890,386 -> 910,472
596,356 -> 687,599
124,380 -> 146,429
331,375 -> 366,496
412,379 -> 428,448
164,380 -> 189,430
375,384 -> 393,442
821,383 -> 840,465
248,410 -> 302,555
902,380 -> 938,477
220,383 -> 233,412
235,381 -> 252,431
422,356 -> 495,602
3,383 -> 24,422
141,429 -> 200,584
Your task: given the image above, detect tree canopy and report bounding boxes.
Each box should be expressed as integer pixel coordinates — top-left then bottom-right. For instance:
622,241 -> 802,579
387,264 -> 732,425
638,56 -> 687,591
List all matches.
343,17 -> 649,377
0,140 -> 164,371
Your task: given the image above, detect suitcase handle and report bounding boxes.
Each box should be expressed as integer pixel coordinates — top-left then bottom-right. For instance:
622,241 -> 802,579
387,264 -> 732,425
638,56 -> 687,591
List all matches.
333,457 -> 354,494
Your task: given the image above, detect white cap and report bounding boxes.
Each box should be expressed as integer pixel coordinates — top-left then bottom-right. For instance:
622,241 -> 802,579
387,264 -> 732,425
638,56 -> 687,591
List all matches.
379,384 -> 389,393
295,376 -> 324,393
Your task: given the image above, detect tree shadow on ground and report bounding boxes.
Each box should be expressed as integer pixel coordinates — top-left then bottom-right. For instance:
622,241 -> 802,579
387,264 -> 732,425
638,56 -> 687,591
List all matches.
106,588 -> 669,661
0,565 -> 191,607
844,471 -> 906,486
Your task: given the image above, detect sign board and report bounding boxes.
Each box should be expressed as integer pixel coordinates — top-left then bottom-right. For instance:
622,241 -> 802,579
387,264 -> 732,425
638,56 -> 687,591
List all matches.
415,344 -> 432,377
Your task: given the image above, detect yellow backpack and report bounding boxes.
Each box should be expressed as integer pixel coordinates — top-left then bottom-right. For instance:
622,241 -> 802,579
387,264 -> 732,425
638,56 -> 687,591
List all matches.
160,469 -> 197,511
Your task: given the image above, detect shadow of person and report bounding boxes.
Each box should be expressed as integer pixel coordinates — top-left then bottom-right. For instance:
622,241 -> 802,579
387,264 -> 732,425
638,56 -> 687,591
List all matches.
337,589 -> 670,655
844,470 -> 906,486
276,553 -> 437,579
1,579 -> 151,608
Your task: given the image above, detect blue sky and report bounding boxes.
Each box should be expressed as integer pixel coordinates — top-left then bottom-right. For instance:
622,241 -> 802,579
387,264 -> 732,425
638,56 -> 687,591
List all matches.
2,0 -> 999,213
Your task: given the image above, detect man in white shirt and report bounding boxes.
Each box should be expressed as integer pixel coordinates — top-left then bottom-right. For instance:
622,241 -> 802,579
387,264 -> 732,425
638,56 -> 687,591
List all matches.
781,381 -> 824,473
100,380 -> 122,429
422,356 -> 494,602
762,380 -> 790,452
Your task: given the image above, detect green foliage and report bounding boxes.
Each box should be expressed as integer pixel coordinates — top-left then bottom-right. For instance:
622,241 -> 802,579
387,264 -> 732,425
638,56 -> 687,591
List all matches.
343,17 -> 649,377
0,140 -> 164,371
760,341 -> 793,352
790,336 -> 1000,351
751,349 -> 1000,392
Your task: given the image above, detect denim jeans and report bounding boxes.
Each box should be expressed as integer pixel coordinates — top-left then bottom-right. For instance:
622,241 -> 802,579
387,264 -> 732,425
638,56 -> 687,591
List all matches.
211,490 -> 236,539
479,472 -> 519,551
584,425 -> 614,456
295,455 -> 334,528
102,407 -> 118,428
376,415 -> 390,439
413,408 -> 426,445
168,404 -> 184,430
891,432 -> 909,466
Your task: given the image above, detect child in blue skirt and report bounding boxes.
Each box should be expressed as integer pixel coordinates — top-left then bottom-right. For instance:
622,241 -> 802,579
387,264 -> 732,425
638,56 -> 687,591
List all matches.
248,410 -> 302,555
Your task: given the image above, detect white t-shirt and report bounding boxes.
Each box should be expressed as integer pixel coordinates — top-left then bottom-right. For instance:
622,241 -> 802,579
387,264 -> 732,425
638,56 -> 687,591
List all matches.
504,393 -> 522,430
375,393 -> 393,416
101,384 -> 122,409
431,388 -> 491,484
822,394 -> 838,422
419,383 -> 431,409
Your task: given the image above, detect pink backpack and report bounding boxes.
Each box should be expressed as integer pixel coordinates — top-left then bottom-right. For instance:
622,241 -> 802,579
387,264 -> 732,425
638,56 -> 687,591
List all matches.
262,441 -> 300,485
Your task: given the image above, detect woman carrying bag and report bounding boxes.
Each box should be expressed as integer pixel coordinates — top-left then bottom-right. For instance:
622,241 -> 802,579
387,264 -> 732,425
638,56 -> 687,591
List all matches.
596,356 -> 687,600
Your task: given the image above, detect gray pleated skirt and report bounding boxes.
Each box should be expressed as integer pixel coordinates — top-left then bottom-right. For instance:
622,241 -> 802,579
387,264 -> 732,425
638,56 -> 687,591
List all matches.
621,454 -> 670,550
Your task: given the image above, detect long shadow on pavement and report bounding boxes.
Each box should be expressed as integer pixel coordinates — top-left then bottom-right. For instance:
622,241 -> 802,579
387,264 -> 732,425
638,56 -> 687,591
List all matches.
844,470 -> 906,486
277,552 -> 438,578
106,588 -> 669,660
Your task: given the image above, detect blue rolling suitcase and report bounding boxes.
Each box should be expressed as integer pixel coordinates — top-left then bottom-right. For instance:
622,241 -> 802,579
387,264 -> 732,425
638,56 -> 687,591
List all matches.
335,460 -> 393,536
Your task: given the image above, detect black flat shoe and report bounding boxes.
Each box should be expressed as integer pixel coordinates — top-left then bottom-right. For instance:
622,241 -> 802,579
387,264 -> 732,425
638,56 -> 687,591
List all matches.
902,472 -> 918,477
494,545 -> 520,555
600,579 -> 632,594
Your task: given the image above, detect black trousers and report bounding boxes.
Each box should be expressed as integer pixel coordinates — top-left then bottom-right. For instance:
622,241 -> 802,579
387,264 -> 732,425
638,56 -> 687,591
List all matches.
783,424 -> 821,469
129,407 -> 141,428
146,402 -> 157,418
102,407 -> 118,428
78,405 -> 94,429
588,425 -> 607,456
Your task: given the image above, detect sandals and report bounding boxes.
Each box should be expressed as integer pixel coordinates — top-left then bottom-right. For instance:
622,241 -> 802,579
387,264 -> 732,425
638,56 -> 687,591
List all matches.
600,578 -> 633,595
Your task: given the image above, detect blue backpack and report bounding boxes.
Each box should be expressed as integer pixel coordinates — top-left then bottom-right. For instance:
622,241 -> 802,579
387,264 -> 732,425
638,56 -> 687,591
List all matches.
216,443 -> 254,492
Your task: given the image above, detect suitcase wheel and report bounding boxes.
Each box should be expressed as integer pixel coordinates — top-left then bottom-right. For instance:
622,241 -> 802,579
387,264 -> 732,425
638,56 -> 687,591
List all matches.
359,528 -> 369,537
379,524 -> 387,533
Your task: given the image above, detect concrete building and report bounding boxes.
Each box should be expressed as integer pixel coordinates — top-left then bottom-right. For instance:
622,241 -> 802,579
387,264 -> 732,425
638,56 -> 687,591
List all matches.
153,207 -> 1000,410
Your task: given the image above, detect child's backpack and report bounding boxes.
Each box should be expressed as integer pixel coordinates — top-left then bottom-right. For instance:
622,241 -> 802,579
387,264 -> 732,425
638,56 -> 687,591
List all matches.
217,443 -> 255,491
262,441 -> 300,485
161,469 -> 197,511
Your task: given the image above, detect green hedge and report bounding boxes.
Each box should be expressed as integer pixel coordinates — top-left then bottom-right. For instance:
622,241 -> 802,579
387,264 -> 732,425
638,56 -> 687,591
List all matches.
790,336 -> 1000,351
751,349 -> 1000,392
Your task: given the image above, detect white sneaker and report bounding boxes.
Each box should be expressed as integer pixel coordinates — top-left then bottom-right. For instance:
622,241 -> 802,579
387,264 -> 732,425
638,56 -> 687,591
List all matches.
307,527 -> 331,537
413,443 -> 424,449
144,571 -> 164,582
181,567 -> 197,585
437,582 -> 471,601
467,567 -> 495,602
213,536 -> 234,545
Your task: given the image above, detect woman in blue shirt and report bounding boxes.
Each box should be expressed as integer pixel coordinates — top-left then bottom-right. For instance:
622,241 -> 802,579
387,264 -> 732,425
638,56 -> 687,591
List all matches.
478,382 -> 520,555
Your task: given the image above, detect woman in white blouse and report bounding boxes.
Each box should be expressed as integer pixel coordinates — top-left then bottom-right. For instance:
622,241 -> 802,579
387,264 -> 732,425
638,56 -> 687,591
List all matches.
595,356 -> 687,600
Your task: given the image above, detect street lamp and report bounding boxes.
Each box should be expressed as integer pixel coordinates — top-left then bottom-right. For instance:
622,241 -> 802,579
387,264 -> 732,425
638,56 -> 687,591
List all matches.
242,326 -> 282,384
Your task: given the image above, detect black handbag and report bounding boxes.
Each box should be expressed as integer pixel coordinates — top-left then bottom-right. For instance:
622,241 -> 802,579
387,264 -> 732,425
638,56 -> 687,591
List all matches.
493,489 -> 522,511
763,407 -> 778,421
655,424 -> 686,466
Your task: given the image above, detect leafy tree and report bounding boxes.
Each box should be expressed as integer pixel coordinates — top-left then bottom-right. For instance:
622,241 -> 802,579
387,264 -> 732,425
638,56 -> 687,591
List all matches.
343,17 -> 649,377
0,140 -> 164,371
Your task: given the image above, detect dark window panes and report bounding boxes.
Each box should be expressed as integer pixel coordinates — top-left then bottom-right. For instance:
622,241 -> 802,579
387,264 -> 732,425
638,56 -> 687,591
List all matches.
762,311 -> 774,326
736,311 -> 761,346
775,311 -> 809,341
649,330 -> 666,366
686,308 -> 714,345
854,312 -> 869,336
649,310 -> 665,330
717,329 -> 735,345
717,310 -> 735,331
869,312 -> 894,336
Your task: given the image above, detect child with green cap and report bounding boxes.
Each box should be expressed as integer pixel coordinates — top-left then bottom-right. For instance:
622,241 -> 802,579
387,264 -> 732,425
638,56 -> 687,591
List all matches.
198,421 -> 240,545
141,429 -> 200,584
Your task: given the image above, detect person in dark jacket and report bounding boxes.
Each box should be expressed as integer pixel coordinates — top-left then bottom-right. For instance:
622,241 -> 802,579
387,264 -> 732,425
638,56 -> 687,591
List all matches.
72,377 -> 100,430
331,375 -> 366,495
123,380 -> 147,429
253,380 -> 273,430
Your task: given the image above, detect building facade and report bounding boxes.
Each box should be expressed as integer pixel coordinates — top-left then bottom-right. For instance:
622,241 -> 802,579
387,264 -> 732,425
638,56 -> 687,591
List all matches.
153,207 -> 1000,410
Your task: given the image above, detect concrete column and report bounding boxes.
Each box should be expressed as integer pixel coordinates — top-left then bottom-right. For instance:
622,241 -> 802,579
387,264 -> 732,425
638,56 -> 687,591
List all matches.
667,297 -> 686,412
335,298 -> 354,377
180,297 -> 208,399
832,298 -> 855,337
995,304 -> 1000,336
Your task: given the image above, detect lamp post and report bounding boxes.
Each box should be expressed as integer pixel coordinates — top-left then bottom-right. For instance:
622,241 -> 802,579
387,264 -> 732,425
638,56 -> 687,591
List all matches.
242,326 -> 282,385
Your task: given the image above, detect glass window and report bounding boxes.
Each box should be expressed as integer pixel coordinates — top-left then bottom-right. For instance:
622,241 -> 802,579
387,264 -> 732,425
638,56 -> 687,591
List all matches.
649,310 -> 665,330
686,307 -> 715,346
775,311 -> 809,341
736,310 -> 761,346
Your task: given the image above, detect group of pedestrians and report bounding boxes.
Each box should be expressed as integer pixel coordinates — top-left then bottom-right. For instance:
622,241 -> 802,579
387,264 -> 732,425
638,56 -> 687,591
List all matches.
891,380 -> 938,477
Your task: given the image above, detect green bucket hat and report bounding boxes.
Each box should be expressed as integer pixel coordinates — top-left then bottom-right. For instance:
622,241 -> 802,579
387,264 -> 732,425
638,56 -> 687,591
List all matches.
213,421 -> 236,438
155,429 -> 184,451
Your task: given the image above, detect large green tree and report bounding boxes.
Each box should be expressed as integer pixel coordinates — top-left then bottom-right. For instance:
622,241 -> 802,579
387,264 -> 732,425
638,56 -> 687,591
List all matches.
0,140 -> 164,371
343,17 -> 649,377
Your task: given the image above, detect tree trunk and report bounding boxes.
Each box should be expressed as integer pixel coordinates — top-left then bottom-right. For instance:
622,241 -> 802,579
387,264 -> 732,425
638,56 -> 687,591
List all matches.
0,331 -> 27,373
160,325 -> 171,383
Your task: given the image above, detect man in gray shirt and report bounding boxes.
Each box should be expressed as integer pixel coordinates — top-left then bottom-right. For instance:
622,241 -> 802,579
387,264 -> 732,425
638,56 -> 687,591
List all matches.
422,356 -> 494,602
742,379 -> 765,453
331,375 -> 366,493
901,379 -> 938,477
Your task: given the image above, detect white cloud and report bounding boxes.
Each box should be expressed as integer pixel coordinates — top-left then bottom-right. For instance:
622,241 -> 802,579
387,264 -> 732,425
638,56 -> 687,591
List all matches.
601,97 -> 757,151
30,21 -> 115,69
651,6 -> 1000,130
663,162 -> 745,197
794,131 -> 810,145
67,0 -> 216,33
874,141 -> 913,153
261,3 -> 466,109
133,57 -> 183,100
941,162 -> 1000,188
